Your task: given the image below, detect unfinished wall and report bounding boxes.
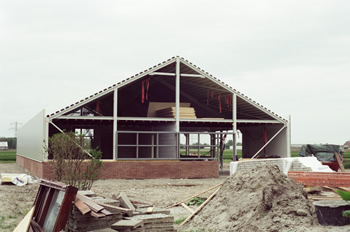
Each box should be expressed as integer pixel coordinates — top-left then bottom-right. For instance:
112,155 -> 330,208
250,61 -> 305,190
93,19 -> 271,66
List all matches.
17,155 -> 218,179
241,124 -> 289,158
17,110 -> 47,162
157,123 -> 177,159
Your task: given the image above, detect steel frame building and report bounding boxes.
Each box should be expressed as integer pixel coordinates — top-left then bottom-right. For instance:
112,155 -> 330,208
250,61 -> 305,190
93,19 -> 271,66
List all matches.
17,56 -> 291,179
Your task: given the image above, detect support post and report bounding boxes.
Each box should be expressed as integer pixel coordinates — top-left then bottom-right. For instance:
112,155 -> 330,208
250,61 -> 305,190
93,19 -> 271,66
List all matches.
232,93 -> 237,161
287,115 -> 291,157
113,89 -> 118,160
175,57 -> 180,133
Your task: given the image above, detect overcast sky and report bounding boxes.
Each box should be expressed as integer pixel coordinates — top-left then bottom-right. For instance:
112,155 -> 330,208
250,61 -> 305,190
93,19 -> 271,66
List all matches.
1,0 -> 349,145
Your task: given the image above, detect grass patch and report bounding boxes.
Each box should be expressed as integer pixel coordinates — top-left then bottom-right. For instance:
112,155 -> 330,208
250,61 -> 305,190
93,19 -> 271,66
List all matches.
186,197 -> 207,206
0,150 -> 16,163
174,217 -> 186,224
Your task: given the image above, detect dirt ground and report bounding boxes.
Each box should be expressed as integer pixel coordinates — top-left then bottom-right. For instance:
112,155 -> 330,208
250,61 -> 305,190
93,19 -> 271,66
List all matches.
1,163 -> 350,232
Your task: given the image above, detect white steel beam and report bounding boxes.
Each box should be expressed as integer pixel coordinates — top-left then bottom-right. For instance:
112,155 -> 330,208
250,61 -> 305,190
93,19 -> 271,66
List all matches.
113,89 -> 118,160
236,119 -> 281,124
117,117 -> 234,123
49,121 -> 94,159
181,73 -> 204,78
150,72 -> 204,78
149,72 -> 175,76
232,93 -> 237,160
287,115 -> 291,157
175,57 -> 180,132
56,116 -> 114,120
251,125 -> 286,159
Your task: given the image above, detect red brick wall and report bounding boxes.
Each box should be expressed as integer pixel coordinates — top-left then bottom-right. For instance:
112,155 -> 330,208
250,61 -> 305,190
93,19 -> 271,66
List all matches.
16,155 -> 218,179
288,171 -> 350,187
16,155 -> 54,179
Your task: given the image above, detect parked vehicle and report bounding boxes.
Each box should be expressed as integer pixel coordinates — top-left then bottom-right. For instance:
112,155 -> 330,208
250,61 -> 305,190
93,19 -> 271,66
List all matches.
299,144 -> 344,171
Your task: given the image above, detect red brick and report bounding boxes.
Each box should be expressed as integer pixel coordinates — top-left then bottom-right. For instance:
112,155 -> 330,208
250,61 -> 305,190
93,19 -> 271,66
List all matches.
17,155 -> 218,179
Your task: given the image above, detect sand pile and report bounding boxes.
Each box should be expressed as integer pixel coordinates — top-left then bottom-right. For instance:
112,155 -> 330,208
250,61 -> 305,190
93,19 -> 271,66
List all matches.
183,165 -> 318,232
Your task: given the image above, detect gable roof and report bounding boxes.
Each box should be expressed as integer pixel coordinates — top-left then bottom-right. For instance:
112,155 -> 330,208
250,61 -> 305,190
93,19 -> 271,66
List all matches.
47,56 -> 287,123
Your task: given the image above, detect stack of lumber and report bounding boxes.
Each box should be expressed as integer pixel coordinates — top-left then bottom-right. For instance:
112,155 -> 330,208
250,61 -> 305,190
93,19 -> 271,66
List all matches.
111,194 -> 175,232
66,193 -> 132,232
123,213 -> 176,232
111,219 -> 144,232
156,107 -> 196,119
66,191 -> 176,232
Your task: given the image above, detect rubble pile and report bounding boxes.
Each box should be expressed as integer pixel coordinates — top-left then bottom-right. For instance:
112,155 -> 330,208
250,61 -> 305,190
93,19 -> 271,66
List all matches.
183,165 -> 319,232
66,190 -> 176,232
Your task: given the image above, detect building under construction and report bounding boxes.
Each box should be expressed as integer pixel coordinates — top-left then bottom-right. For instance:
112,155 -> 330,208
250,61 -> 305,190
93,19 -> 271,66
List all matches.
17,56 -> 290,179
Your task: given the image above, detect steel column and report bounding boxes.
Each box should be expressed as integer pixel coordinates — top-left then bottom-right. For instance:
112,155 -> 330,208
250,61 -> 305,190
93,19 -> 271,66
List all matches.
175,57 -> 180,132
232,93 -> 237,160
113,89 -> 118,160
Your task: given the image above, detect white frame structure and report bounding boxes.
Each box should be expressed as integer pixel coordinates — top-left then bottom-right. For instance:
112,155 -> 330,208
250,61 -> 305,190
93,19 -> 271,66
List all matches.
17,56 -> 291,162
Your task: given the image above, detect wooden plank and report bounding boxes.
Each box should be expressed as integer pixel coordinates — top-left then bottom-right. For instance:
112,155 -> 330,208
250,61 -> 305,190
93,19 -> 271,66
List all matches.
117,192 -> 135,216
97,202 -> 133,214
179,187 -> 220,228
166,183 -> 223,209
74,198 -> 91,215
335,152 -> 345,172
90,210 -> 106,218
13,206 -> 35,232
181,203 -> 194,214
339,187 -> 350,192
76,194 -> 104,212
100,209 -> 113,216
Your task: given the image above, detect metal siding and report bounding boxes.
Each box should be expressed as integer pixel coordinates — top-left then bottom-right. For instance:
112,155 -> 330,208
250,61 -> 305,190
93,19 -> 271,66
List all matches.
17,110 -> 47,161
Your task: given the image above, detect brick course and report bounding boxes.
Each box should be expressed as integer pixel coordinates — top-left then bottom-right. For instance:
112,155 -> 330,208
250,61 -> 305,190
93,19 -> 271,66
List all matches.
288,171 -> 350,187
16,155 -> 218,179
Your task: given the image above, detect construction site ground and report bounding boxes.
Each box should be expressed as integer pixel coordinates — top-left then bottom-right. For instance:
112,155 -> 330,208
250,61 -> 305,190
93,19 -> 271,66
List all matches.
1,163 -> 350,232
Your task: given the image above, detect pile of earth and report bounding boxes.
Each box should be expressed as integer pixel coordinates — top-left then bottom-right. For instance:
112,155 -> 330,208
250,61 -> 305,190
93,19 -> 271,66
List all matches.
182,165 -> 318,232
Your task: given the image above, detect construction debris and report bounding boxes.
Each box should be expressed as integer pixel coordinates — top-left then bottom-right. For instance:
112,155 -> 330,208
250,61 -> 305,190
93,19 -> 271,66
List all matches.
111,219 -> 144,231
0,173 -> 38,186
124,214 -> 176,232
65,190 -> 175,232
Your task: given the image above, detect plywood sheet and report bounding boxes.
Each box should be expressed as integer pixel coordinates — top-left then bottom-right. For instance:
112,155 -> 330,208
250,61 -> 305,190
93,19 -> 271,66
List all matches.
147,102 -> 191,117
13,206 -> 35,232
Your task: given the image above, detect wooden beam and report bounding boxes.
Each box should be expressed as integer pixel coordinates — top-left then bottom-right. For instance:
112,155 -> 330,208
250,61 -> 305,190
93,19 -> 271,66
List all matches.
179,187 -> 220,227
165,183 -> 223,209
335,152 -> 345,172
181,203 -> 195,213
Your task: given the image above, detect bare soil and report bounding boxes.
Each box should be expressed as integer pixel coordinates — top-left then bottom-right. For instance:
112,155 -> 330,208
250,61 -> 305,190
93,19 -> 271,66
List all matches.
1,163 -> 350,232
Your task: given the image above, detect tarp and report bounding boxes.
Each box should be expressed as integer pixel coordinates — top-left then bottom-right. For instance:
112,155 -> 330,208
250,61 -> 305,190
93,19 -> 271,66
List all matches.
299,144 -> 344,162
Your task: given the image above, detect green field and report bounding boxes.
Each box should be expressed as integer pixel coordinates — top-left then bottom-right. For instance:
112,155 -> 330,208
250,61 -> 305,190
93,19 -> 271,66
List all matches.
0,150 -> 16,163
2,149 -> 349,168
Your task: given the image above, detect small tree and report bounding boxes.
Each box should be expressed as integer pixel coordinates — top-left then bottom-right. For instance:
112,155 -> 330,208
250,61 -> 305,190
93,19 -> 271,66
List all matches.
47,132 -> 102,190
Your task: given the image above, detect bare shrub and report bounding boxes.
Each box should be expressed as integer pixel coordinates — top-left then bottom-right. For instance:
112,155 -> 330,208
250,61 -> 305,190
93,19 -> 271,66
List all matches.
47,132 -> 102,190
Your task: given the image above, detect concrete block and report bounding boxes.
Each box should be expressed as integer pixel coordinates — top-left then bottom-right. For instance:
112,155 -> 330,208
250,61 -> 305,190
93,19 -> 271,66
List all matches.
111,220 -> 143,230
